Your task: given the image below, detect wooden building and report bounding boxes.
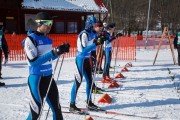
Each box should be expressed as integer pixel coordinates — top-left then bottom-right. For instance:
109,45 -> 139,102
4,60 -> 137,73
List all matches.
0,0 -> 107,34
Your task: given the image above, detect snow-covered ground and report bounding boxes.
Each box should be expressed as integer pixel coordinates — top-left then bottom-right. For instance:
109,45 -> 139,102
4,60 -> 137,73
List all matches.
0,49 -> 180,120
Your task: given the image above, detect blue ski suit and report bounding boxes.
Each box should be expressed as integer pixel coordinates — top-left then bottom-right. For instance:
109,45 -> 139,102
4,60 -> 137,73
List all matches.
70,29 -> 97,104
24,31 -> 63,120
103,32 -> 116,77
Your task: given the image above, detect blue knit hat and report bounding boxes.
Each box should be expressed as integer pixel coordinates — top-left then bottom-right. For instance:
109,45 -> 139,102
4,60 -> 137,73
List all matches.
85,16 -> 96,32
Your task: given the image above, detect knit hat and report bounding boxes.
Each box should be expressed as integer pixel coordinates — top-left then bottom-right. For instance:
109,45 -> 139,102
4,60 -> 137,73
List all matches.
107,23 -> 115,29
35,12 -> 52,21
94,21 -> 103,27
85,16 -> 96,32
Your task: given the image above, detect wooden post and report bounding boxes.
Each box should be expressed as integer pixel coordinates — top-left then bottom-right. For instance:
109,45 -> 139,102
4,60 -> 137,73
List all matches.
153,27 -> 176,65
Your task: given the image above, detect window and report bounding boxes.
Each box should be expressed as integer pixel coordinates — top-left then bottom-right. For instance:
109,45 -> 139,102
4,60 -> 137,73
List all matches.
24,14 -> 37,31
55,22 -> 65,33
67,22 -> 77,33
6,19 -> 16,33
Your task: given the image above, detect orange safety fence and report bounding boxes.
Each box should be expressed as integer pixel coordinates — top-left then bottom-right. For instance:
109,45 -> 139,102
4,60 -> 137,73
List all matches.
4,34 -> 78,61
48,34 -> 78,58
5,34 -> 27,61
112,36 -> 136,60
4,34 -> 136,61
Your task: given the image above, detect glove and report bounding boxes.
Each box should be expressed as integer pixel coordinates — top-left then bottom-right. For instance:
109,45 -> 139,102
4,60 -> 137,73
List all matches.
93,35 -> 106,45
52,43 -> 70,56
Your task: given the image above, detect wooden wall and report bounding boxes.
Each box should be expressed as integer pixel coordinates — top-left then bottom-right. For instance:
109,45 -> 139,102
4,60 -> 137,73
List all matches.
0,0 -> 94,34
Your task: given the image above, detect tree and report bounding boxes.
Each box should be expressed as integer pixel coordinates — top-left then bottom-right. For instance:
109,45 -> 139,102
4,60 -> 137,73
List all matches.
103,0 -> 180,35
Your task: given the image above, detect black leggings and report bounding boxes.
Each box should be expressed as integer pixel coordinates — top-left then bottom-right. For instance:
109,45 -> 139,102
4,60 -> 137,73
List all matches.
27,75 -> 63,120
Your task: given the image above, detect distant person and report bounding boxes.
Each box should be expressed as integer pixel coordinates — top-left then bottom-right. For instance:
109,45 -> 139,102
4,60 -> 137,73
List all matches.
24,12 -> 70,120
0,27 -> 9,86
174,32 -> 180,65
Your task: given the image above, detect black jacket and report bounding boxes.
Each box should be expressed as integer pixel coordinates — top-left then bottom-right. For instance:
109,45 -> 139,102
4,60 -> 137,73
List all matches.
0,33 -> 9,59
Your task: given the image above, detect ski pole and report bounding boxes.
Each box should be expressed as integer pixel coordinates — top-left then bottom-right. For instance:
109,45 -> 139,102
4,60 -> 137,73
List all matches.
87,41 -> 104,104
38,55 -> 61,120
94,44 -> 104,90
56,55 -> 65,82
45,55 -> 65,120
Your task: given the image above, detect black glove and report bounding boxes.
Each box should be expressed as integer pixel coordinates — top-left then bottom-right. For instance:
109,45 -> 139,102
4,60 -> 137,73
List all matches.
93,35 -> 106,45
52,43 -> 70,56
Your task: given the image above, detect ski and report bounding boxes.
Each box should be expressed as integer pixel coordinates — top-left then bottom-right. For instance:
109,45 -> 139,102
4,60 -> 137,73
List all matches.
61,106 -> 104,112
83,108 -> 158,119
82,106 -> 105,112
62,111 -> 120,120
61,106 -> 158,119
61,106 -> 89,115
68,110 -> 89,115
104,110 -> 158,119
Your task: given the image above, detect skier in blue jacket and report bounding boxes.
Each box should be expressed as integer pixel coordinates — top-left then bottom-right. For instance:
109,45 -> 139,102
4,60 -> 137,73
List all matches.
24,12 -> 70,120
103,23 -> 116,80
70,16 -> 106,113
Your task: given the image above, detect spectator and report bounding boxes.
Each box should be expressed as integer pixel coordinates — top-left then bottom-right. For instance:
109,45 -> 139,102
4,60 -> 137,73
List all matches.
0,27 -> 9,86
174,33 -> 180,65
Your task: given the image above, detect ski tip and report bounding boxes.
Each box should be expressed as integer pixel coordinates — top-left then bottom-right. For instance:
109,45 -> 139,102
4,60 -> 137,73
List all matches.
81,111 -> 89,115
69,110 -> 89,115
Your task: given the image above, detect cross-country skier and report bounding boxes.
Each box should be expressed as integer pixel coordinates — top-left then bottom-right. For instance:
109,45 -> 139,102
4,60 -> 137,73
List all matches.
103,23 -> 116,80
70,16 -> 106,113
24,12 -> 70,120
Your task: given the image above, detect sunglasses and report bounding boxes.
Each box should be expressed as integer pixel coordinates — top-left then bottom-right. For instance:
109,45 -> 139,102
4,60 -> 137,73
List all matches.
35,20 -> 53,26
